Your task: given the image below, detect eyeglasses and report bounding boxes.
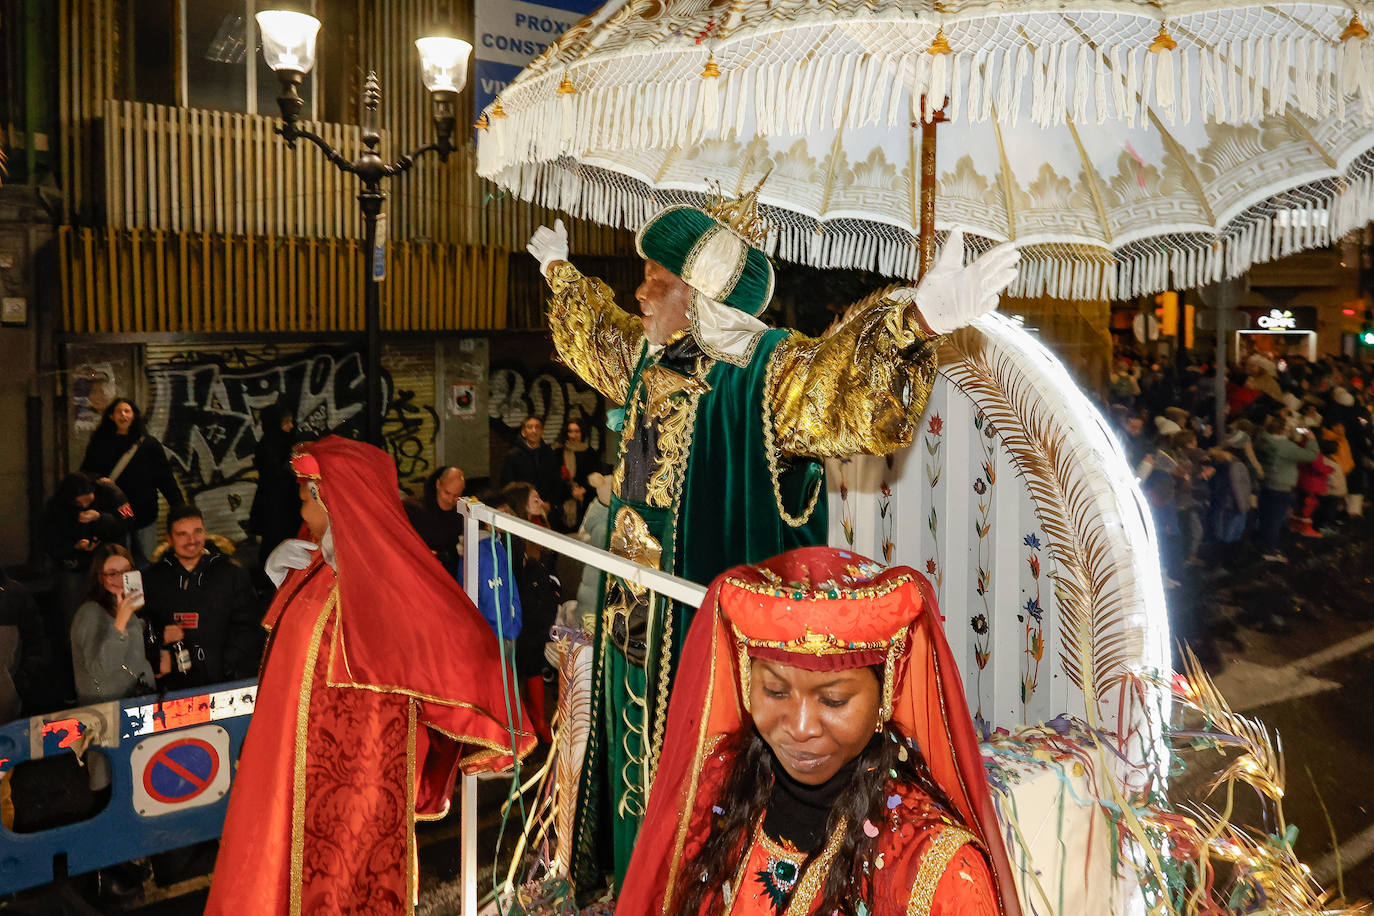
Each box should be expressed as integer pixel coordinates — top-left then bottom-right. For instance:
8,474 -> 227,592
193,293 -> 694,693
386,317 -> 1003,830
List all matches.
101,569 -> 131,579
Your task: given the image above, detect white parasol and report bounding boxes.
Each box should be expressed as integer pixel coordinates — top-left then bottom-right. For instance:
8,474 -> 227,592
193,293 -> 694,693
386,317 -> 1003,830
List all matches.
476,0 -> 1374,297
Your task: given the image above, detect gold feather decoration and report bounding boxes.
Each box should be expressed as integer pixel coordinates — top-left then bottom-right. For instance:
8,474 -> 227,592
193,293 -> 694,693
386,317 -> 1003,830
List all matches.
551,631 -> 595,873
938,325 -> 1140,707
1148,653 -> 1367,915
498,629 -> 595,906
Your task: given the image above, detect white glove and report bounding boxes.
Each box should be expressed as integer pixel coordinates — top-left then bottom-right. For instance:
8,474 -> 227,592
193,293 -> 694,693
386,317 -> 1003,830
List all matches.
526,219 -> 569,276
890,231 -> 1020,335
265,538 -> 319,587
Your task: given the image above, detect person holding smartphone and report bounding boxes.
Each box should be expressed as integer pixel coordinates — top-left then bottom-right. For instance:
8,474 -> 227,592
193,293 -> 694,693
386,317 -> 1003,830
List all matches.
69,544 -> 160,704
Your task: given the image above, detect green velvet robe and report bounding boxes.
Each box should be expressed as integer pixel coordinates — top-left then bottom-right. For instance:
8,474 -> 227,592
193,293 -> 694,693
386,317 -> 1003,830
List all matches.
542,260 -> 940,896
570,329 -> 828,893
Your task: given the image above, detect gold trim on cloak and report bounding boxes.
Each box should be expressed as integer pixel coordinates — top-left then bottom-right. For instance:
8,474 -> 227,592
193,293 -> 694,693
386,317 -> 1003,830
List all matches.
906,826 -> 981,916
289,588 -> 338,916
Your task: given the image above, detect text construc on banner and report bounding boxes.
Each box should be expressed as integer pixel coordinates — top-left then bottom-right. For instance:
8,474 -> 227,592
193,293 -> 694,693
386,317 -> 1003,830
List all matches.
473,0 -> 601,123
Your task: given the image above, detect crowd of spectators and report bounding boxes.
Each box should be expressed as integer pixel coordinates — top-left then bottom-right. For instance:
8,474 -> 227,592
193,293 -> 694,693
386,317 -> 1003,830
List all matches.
1107,347 -> 1373,600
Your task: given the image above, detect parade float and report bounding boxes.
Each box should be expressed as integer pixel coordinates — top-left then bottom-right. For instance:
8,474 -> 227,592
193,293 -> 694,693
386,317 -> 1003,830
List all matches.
467,1 -> 1374,912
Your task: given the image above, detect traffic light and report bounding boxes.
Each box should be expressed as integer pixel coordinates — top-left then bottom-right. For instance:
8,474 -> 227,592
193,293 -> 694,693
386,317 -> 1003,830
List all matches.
1364,309 -> 1374,347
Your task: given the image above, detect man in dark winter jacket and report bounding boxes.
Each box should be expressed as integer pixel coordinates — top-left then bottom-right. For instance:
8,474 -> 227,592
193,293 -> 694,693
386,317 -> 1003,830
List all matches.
501,416 -> 563,526
143,505 -> 262,689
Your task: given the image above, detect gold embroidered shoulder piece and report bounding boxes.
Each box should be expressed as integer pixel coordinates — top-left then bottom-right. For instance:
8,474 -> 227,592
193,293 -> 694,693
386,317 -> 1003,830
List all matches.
767,293 -> 941,458
545,261 -> 645,404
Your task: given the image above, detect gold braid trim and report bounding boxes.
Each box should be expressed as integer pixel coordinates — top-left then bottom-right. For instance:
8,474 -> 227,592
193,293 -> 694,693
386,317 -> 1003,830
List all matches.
724,815 -> 850,914
289,590 -> 338,916
906,826 -> 981,916
784,816 -> 849,914
762,347 -> 823,528
646,375 -> 702,788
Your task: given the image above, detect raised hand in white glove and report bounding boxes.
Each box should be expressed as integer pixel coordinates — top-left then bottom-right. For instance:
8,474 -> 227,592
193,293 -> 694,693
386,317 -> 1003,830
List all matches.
264,538 -> 319,588
526,218 -> 569,277
889,231 -> 1020,335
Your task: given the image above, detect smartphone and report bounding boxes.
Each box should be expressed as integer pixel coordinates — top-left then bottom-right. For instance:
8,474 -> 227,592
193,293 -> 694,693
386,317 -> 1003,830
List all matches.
122,570 -> 145,610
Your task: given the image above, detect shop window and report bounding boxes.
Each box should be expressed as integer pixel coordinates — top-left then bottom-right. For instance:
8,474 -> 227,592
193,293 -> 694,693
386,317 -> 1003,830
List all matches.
126,0 -> 317,116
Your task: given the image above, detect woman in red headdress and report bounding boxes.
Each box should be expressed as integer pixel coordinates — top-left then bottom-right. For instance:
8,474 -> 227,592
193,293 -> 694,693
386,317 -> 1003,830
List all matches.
205,437 -> 534,916
618,546 -> 1021,916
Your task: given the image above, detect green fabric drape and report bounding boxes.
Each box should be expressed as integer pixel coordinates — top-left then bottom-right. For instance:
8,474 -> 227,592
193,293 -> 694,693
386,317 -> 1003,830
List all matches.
571,329 -> 829,895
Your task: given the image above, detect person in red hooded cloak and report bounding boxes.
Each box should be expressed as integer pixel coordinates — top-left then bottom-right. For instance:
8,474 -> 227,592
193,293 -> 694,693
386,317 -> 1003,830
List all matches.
618,546 -> 1021,916
204,436 -> 535,915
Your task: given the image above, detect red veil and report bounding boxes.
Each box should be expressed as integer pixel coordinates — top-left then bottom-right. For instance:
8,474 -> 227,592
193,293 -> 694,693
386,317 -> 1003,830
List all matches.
289,436 -> 534,771
618,546 -> 1020,915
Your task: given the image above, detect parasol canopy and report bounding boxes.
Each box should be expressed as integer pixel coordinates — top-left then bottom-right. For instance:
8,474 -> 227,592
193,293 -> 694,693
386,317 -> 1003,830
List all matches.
477,0 -> 1374,297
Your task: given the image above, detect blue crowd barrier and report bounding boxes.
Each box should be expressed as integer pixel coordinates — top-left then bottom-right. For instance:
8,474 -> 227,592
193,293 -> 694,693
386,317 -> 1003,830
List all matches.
0,679 -> 257,895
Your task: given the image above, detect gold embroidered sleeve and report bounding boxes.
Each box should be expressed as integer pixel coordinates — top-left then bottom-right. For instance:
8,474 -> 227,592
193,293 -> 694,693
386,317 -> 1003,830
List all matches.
767,297 -> 941,458
545,260 -> 644,404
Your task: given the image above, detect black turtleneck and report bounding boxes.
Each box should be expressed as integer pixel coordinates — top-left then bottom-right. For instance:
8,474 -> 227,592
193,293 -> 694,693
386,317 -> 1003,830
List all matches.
760,753 -> 858,855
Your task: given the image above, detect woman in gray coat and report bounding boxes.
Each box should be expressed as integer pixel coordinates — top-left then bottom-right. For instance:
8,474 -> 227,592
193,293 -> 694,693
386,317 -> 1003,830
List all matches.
70,544 -> 158,704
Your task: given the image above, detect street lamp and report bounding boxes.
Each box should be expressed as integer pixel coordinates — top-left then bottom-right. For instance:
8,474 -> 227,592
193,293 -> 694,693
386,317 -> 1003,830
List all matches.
257,9 -> 472,445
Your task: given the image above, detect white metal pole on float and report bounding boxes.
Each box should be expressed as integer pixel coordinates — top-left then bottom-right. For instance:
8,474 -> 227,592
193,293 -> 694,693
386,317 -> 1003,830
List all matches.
461,507 -> 481,916
450,498 -> 707,914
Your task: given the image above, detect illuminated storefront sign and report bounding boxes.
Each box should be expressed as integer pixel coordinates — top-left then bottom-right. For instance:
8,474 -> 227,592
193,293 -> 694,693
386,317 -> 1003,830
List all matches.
1256,309 -> 1297,330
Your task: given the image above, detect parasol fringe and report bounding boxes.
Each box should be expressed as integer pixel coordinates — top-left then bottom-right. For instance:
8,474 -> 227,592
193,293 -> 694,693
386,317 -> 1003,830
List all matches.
1341,39 -> 1361,112
1179,47 -> 1191,126
982,48 -> 1000,121
1054,41 -> 1071,124
1227,37 -> 1240,122
1073,43 -> 1090,123
930,53 -> 947,121
1143,48 -> 1161,122
1031,43 -> 1047,125
1210,46 -> 1226,122
1092,46 -> 1107,123
1270,36 -> 1289,117
1199,47 -> 1216,122
949,51 -> 966,122
966,51 -> 983,122
996,46 -> 1014,120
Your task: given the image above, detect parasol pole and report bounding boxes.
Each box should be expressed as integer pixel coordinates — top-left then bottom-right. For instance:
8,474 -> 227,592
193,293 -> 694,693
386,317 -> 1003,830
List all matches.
915,99 -> 947,280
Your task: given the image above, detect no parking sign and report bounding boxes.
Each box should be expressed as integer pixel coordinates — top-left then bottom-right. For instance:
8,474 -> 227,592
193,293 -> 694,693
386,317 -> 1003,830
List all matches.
130,724 -> 231,817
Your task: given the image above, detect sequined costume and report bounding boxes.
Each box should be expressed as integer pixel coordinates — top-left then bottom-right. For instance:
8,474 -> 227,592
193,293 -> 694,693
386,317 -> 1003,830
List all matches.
618,546 -> 1020,916
545,258 -> 941,892
694,756 -> 997,916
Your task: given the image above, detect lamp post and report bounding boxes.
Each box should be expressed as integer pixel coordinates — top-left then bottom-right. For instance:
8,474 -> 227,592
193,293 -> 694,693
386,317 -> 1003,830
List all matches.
257,9 -> 472,445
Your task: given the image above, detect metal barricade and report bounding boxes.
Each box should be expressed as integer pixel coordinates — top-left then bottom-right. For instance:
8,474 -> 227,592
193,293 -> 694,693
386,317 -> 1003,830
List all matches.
0,680 -> 257,894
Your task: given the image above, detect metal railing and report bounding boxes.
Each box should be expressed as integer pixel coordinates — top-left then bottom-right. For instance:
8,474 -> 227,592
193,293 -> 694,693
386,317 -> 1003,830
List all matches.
454,498 -> 706,915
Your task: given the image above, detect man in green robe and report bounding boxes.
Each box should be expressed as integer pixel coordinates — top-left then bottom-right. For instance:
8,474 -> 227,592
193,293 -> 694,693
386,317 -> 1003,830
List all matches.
526,193 -> 1018,892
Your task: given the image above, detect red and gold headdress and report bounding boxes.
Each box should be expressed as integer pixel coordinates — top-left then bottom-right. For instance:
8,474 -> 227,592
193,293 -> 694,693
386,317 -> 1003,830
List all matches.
279,436 -> 534,774
289,450 -> 321,480
619,546 -> 1020,915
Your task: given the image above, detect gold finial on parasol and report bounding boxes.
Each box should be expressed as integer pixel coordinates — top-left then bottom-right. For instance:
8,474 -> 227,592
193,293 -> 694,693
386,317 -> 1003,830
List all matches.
1342,12 -> 1369,41
928,26 -> 953,55
1149,22 -> 1178,53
